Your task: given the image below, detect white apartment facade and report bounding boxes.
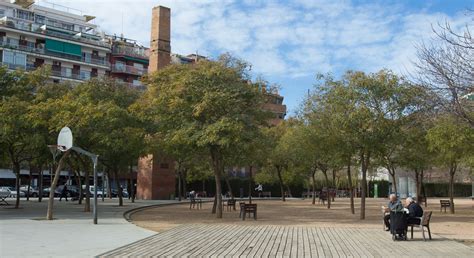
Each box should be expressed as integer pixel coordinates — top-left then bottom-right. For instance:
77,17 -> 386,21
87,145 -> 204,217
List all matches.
0,0 -> 110,82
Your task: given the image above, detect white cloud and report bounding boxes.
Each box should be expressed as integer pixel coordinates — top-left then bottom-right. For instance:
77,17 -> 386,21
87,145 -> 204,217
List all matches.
42,0 -> 470,79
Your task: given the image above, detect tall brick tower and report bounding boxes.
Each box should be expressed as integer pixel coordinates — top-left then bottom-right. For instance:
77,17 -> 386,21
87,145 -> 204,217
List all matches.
136,6 -> 175,200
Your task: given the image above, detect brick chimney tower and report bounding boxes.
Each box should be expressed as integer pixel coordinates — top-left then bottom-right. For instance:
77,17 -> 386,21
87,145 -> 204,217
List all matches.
148,6 -> 171,72
136,6 -> 175,200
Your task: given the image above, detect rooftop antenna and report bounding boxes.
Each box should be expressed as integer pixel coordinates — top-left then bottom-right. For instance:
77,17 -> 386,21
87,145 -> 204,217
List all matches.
121,11 -> 124,37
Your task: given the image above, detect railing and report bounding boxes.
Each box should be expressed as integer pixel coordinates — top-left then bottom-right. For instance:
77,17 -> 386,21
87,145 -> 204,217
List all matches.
0,16 -> 111,48
0,39 -> 110,67
111,64 -> 147,76
1,61 -> 96,81
112,45 -> 149,60
50,68 -> 91,81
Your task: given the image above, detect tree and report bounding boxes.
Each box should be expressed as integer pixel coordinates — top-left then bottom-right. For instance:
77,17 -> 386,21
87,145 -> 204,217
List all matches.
0,67 -> 49,208
426,114 -> 473,213
414,13 -> 474,127
140,56 -> 267,218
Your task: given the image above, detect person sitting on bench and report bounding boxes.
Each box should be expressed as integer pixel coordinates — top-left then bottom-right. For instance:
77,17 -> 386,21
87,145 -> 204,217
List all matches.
405,197 -> 423,225
382,194 -> 403,231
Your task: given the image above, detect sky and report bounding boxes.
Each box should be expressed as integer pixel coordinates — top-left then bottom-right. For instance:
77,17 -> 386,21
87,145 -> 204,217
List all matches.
41,0 -> 473,115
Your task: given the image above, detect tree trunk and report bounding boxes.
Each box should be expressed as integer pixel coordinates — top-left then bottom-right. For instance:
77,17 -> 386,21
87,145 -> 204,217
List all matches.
114,169 -> 123,206
128,164 -> 135,203
332,169 -> 337,188
84,169 -> 91,212
212,194 -> 217,214
347,161 -> 355,214
421,170 -> 427,207
415,169 -> 421,203
210,149 -> 223,218
177,165 -> 182,202
46,151 -> 70,220
449,164 -> 456,214
248,166 -> 253,204
311,170 -> 316,205
389,167 -> 397,195
26,166 -> 32,201
38,166 -> 43,202
73,169 -> 81,203
107,170 -> 112,199
322,169 -> 331,209
225,175 -> 234,199
276,166 -> 285,202
182,169 -> 187,200
360,151 -> 370,220
13,162 -> 21,209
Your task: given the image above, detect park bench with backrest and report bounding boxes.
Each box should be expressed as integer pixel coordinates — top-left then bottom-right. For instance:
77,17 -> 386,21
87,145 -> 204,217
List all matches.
408,211 -> 432,241
439,200 -> 451,213
240,203 -> 257,220
223,199 -> 236,211
259,191 -> 271,198
189,195 -> 202,210
318,191 -> 327,205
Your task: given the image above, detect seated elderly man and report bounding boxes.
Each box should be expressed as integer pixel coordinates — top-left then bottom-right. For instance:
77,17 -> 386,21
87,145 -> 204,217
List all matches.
405,197 -> 424,225
382,194 -> 403,231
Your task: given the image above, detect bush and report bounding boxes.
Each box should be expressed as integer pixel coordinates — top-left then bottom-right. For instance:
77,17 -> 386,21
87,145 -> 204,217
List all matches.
423,183 -> 471,197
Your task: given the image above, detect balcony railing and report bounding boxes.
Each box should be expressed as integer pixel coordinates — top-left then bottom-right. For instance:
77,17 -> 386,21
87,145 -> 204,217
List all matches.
50,68 -> 91,81
0,16 -> 111,48
111,64 -> 147,76
112,45 -> 149,60
0,39 -> 110,67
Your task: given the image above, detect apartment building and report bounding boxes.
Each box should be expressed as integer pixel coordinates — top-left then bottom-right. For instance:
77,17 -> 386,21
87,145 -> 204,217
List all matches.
0,0 -> 110,82
109,35 -> 148,88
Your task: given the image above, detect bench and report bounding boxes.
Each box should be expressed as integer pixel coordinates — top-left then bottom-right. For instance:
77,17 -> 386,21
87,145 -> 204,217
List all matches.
318,192 -> 328,205
258,191 -> 271,198
223,199 -> 236,211
189,197 -> 202,210
239,203 -> 257,220
408,211 -> 432,241
440,200 -> 451,213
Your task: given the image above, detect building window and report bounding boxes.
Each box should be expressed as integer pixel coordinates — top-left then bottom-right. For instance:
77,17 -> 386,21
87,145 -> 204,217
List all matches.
2,50 -> 26,68
80,70 -> 91,80
17,10 -> 34,21
0,9 -> 5,17
35,15 -> 45,24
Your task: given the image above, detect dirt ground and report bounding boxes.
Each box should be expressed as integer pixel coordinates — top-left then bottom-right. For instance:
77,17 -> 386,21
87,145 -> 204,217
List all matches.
131,197 -> 474,243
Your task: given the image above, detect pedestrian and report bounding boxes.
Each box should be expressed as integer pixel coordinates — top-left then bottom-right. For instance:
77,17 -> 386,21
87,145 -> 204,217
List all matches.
59,183 -> 68,202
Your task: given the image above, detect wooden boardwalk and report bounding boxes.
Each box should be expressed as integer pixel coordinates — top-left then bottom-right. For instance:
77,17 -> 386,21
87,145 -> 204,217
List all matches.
98,224 -> 474,257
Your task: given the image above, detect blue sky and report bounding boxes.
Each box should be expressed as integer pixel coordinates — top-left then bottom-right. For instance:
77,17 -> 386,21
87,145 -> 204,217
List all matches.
46,0 -> 473,115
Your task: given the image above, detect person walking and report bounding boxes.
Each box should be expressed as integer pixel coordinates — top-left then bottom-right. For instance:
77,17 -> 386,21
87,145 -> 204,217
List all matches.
59,183 -> 68,202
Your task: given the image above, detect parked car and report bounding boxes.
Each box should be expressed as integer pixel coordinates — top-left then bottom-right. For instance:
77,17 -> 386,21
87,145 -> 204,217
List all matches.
6,187 -> 26,198
20,185 -> 39,197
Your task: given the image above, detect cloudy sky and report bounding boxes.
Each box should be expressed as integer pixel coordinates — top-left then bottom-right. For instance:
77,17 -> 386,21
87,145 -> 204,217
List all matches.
40,0 -> 472,114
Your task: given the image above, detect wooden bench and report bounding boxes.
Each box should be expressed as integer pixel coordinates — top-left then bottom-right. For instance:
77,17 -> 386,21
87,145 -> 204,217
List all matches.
318,192 -> 327,205
240,203 -> 257,220
223,199 -> 236,211
440,200 -> 451,213
408,211 -> 432,241
189,197 -> 202,210
258,191 -> 271,198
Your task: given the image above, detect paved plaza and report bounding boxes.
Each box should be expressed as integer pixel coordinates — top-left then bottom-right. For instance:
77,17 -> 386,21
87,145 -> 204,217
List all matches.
99,224 -> 474,257
0,198 -> 177,257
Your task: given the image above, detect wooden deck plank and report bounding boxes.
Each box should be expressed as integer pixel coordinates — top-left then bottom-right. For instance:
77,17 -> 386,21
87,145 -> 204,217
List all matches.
98,224 -> 474,258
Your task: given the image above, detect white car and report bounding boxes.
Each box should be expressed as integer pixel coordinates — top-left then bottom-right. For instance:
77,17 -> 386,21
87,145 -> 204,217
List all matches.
3,187 -> 26,198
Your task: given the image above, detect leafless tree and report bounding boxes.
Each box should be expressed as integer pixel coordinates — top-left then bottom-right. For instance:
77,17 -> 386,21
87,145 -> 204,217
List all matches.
414,11 -> 474,127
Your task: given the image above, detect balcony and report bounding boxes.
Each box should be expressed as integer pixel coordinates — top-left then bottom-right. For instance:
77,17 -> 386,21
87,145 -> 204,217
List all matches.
0,16 -> 111,49
112,45 -> 149,60
0,39 -> 110,67
111,63 -> 147,76
50,68 -> 91,81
